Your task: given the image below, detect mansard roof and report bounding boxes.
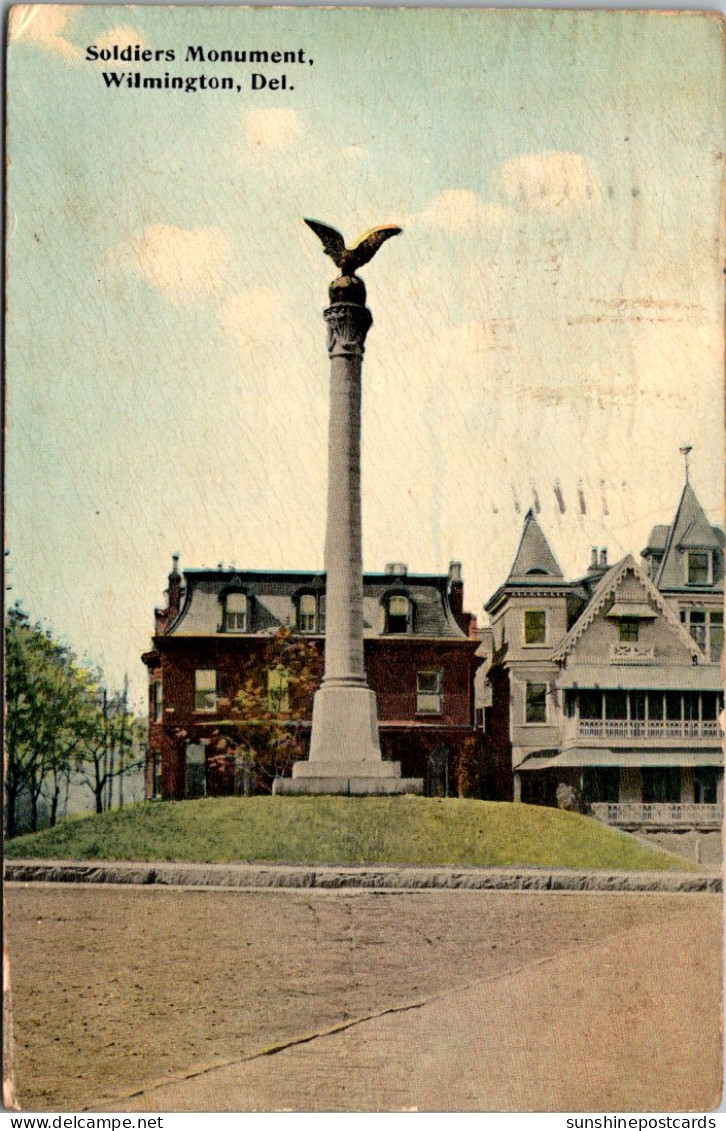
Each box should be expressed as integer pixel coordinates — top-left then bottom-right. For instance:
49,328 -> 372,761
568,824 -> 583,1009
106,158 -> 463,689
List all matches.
550,554 -> 702,663
162,568 -> 469,640
655,482 -> 724,591
507,509 -> 564,582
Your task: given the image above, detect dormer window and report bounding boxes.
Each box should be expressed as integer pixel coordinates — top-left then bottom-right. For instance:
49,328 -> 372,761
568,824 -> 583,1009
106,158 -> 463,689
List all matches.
687,551 -> 711,585
298,593 -> 317,633
223,592 -> 247,632
385,594 -> 412,634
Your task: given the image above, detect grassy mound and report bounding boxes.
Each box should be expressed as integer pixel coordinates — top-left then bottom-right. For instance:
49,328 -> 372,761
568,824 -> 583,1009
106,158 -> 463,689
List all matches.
4,796 -> 687,870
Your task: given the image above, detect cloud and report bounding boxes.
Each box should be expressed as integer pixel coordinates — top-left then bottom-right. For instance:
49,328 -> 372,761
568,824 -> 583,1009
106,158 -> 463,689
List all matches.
496,152 -> 600,213
242,108 -> 305,153
9,5 -> 81,62
91,26 -> 147,56
106,225 -> 235,305
407,190 -> 512,232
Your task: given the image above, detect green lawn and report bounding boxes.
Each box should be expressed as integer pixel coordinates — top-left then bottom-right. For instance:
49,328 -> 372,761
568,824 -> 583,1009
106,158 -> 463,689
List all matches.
4,796 -> 687,870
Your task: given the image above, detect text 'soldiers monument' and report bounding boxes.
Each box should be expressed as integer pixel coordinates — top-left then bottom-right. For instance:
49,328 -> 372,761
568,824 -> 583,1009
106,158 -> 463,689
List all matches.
274,220 -> 422,795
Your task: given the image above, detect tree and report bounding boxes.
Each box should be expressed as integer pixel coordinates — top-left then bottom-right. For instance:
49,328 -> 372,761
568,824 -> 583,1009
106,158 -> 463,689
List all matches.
206,628 -> 322,793
4,606 -> 93,835
5,605 -> 147,836
75,685 -> 146,814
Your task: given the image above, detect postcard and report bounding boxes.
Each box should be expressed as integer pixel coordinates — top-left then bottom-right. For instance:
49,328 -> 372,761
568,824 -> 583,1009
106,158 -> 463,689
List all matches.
4,4 -> 724,1114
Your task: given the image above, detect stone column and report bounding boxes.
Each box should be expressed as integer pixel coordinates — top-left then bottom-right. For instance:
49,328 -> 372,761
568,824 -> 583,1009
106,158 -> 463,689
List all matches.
276,278 -> 421,795
298,289 -> 388,773
319,300 -> 372,689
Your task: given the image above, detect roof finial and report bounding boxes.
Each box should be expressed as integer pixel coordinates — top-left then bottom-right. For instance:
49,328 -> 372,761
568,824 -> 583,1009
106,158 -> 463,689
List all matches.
679,444 -> 693,484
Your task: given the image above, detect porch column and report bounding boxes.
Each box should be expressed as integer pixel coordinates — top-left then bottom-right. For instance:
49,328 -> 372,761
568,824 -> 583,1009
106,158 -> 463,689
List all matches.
513,773 -> 522,802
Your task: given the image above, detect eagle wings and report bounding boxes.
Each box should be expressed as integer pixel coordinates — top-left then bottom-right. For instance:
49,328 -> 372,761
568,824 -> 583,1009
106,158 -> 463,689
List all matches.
304,219 -> 402,276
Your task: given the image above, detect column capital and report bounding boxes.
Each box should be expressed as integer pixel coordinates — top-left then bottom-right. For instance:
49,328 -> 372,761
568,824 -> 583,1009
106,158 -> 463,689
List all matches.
324,302 -> 373,359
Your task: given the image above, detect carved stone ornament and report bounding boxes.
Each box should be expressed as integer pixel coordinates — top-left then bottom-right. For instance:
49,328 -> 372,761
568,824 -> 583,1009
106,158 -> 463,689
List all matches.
324,302 -> 373,359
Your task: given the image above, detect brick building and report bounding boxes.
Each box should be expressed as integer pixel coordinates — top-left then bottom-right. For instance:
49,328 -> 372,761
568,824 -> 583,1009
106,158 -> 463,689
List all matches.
143,560 -> 483,799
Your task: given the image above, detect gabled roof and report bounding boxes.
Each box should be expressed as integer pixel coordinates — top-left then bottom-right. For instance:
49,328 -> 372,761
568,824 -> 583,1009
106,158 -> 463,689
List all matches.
656,482 -> 724,590
507,509 -> 564,582
551,554 -> 702,663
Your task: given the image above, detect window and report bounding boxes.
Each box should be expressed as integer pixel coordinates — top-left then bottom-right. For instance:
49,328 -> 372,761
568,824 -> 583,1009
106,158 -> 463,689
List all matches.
194,669 -> 217,712
150,680 -> 163,723
386,595 -> 411,634
524,610 -> 546,645
417,670 -> 443,714
267,667 -> 290,713
185,744 -> 206,798
319,595 -> 326,633
223,592 -> 247,632
619,618 -> 639,643
525,683 -> 547,724
688,610 -> 706,648
681,608 -> 723,659
687,551 -> 710,585
152,752 -> 161,799
710,611 -> 724,663
298,593 -> 317,633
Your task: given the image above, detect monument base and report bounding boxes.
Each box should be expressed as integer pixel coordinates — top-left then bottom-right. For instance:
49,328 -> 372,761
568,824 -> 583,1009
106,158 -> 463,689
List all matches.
273,775 -> 423,795
272,682 -> 423,795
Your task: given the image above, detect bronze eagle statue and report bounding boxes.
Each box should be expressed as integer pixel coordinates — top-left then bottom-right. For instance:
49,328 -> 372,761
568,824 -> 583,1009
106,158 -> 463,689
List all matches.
304,219 -> 402,277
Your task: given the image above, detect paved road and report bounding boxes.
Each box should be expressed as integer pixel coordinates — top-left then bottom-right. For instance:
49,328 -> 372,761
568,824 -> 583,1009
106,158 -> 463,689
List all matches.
114,900 -> 722,1112
5,886 -> 722,1112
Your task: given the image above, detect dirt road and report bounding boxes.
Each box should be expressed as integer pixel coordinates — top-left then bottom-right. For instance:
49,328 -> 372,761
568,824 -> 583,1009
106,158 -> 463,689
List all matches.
4,885 -> 722,1111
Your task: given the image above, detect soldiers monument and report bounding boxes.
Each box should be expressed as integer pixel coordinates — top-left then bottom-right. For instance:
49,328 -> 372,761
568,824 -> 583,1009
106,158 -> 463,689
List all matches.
273,221 -> 423,795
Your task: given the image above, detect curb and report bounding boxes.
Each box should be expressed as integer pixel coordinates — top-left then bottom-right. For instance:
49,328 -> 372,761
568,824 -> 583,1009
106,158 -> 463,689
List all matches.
4,858 -> 722,892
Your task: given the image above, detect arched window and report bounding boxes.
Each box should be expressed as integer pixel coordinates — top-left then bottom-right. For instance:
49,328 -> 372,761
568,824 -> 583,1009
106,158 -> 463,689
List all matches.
386,594 -> 411,634
298,593 -> 317,633
223,592 -> 247,632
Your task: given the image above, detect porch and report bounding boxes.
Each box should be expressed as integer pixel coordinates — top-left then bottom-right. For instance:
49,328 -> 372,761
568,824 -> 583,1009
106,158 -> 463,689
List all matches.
561,687 -> 722,750
590,800 -> 723,830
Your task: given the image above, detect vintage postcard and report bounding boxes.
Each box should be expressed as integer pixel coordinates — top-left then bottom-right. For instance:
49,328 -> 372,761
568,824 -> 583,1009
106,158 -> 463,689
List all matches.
4,4 -> 725,1114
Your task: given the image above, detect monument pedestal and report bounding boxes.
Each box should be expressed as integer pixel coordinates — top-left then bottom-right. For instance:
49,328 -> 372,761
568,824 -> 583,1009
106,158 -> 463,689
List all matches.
273,682 -> 423,795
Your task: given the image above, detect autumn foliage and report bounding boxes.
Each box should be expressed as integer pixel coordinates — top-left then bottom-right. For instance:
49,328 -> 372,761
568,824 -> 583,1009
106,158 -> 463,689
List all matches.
204,629 -> 323,793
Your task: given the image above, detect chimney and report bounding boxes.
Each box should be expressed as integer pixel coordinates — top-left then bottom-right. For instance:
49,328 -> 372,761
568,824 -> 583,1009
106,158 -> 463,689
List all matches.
599,547 -> 608,569
448,560 -> 465,628
589,547 -> 599,572
167,553 -> 181,619
384,562 -> 408,576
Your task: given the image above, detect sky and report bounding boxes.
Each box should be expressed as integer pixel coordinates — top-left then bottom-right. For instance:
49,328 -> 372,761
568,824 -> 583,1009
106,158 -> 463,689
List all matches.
6,5 -> 725,707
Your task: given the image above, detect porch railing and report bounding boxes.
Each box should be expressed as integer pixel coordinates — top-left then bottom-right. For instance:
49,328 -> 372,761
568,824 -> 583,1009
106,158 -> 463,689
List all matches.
575,719 -> 720,740
590,801 -> 723,828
